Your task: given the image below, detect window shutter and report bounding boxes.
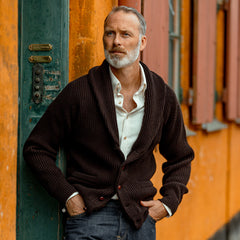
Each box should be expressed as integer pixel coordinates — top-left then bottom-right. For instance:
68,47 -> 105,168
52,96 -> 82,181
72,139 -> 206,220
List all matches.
192,0 -> 217,124
225,0 -> 240,120
142,0 -> 169,82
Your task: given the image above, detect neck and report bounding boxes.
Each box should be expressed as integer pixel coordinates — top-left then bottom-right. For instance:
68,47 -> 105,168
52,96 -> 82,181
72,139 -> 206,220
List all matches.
110,60 -> 141,90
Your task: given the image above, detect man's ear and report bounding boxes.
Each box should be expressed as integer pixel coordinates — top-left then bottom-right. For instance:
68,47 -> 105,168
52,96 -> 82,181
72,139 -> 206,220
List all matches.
140,35 -> 147,51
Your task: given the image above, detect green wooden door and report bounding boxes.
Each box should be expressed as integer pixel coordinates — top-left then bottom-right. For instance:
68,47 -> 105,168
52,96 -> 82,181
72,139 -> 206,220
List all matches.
17,0 -> 69,239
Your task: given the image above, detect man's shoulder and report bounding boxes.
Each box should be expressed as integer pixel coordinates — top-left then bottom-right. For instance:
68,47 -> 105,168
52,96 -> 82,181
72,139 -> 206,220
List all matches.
69,74 -> 89,86
140,62 -> 179,108
140,61 -> 166,84
68,61 -> 108,87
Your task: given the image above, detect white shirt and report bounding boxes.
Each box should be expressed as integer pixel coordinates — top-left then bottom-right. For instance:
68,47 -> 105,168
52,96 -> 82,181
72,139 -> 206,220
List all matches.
109,65 -> 146,159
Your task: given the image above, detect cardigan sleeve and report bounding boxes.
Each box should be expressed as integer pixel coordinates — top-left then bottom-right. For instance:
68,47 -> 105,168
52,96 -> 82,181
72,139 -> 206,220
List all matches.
23,83 -> 78,204
158,86 -> 194,215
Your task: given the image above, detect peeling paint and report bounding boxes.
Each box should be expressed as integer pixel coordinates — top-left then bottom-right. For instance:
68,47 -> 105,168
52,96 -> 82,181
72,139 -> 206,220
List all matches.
44,85 -> 60,91
45,70 -> 61,75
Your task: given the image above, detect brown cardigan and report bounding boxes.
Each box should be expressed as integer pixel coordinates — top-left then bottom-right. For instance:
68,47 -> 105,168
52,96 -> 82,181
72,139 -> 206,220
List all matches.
23,60 -> 194,229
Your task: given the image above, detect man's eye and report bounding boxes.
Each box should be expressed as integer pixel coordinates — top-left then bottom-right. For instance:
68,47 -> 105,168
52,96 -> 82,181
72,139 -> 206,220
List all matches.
106,32 -> 113,36
123,33 -> 130,37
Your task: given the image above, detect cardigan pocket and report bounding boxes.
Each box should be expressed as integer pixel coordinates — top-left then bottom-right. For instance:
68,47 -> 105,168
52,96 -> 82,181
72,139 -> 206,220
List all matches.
68,171 -> 97,187
129,180 -> 157,201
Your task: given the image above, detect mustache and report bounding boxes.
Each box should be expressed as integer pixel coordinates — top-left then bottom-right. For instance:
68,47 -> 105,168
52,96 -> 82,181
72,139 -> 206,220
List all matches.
109,48 -> 127,54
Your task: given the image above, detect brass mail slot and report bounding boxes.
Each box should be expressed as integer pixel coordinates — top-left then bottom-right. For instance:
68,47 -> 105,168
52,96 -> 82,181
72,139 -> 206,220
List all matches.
29,44 -> 53,51
29,56 -> 52,63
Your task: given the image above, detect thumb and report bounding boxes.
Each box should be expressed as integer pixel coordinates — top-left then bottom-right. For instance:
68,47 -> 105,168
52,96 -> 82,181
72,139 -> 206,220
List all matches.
140,200 -> 154,207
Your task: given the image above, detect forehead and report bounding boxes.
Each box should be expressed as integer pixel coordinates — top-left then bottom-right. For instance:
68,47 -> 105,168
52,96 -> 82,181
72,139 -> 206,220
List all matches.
104,11 -> 140,32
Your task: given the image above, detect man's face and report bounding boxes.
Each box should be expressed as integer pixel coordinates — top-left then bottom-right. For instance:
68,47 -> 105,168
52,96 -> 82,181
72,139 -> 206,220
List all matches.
103,11 -> 146,69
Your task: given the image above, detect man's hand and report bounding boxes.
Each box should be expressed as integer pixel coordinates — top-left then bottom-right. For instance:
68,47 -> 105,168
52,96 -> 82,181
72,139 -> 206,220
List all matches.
140,200 -> 168,222
66,194 -> 86,216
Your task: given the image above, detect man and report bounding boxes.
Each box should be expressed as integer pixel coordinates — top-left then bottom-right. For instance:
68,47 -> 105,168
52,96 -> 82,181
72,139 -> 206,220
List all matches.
23,6 -> 194,240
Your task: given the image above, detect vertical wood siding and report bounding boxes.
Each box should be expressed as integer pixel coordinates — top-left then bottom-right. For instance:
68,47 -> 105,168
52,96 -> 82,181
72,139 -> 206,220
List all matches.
225,0 -> 240,120
192,0 -> 217,124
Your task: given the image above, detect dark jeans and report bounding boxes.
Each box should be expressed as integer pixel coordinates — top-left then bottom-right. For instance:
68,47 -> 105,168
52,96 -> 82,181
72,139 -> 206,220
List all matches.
64,200 -> 156,240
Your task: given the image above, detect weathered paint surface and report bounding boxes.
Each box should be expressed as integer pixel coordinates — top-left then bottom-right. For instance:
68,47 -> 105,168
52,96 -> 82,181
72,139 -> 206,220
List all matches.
17,0 -> 69,239
0,0 -> 18,239
69,0 -> 118,81
228,124 -> 240,223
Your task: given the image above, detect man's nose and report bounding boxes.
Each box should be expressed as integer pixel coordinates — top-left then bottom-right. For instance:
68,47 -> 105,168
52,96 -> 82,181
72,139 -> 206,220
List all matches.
113,34 -> 121,46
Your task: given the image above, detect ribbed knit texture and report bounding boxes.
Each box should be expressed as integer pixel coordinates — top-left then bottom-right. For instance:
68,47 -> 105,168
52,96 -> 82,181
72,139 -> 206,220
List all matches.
23,60 -> 194,229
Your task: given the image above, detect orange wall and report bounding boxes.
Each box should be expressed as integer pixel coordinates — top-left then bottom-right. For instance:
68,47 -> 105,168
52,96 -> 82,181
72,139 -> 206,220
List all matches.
228,124 -> 240,220
0,0 -> 18,239
69,0 -> 118,81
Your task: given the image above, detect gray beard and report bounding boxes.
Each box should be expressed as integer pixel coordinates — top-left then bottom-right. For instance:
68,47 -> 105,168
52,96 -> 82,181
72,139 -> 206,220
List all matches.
104,38 -> 141,69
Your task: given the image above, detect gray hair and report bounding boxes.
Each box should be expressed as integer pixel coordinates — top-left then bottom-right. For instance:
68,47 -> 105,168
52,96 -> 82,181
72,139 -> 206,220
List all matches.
104,6 -> 146,35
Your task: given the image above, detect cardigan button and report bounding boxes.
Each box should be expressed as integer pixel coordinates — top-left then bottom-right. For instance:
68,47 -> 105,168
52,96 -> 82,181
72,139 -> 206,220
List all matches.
99,196 -> 104,201
118,185 -> 122,190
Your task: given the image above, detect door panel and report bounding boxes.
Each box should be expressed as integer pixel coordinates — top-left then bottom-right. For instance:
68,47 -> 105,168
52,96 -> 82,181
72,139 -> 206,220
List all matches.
17,0 -> 69,239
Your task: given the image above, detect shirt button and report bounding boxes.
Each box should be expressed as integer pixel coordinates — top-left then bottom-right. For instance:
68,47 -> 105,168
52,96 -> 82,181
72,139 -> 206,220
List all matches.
123,137 -> 127,140
119,101 -> 122,104
118,185 -> 122,190
99,196 -> 104,201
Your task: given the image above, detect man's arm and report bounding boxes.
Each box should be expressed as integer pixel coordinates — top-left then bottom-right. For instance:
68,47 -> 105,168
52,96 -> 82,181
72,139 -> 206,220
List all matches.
23,84 -> 78,205
157,87 -> 194,216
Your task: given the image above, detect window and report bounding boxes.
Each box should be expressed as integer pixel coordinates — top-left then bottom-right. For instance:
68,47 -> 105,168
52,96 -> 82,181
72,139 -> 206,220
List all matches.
168,0 -> 182,101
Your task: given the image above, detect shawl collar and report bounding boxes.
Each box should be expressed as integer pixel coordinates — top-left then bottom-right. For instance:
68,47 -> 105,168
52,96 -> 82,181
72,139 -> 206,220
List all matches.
127,61 -> 166,162
88,60 -> 166,163
88,60 -> 120,149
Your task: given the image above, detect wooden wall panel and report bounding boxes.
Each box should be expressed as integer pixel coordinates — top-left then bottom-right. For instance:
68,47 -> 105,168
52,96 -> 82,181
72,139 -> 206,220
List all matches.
225,0 -> 240,120
192,0 -> 217,124
142,0 -> 169,82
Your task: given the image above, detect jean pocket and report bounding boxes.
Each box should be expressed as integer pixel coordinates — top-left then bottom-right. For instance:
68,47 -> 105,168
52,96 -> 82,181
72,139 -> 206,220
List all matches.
147,215 -> 156,224
67,212 -> 87,221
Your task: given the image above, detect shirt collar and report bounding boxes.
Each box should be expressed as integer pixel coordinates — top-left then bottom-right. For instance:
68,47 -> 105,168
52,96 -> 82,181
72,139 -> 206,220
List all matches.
109,63 -> 147,95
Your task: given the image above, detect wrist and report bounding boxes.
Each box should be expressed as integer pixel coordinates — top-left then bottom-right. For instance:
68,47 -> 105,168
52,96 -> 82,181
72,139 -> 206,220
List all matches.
66,192 -> 79,205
